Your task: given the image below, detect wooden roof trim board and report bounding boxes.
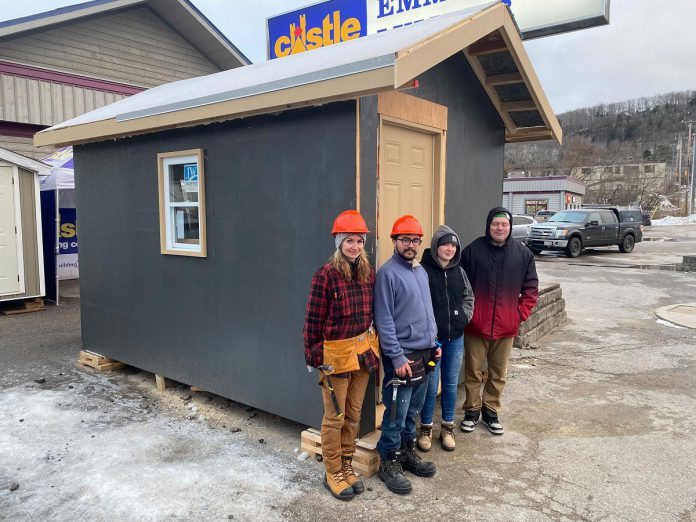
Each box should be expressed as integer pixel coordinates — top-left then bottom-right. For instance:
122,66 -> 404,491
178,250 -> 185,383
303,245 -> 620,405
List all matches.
34,3 -> 560,147
394,2 -> 503,89
505,128 -> 554,143
498,11 -> 562,144
0,146 -> 49,172
463,46 -> 519,136
462,10 -> 561,144
34,67 -> 395,147
486,72 -> 523,87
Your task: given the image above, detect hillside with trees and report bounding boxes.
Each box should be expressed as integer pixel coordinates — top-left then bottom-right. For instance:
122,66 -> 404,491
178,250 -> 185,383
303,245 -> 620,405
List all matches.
505,90 -> 696,211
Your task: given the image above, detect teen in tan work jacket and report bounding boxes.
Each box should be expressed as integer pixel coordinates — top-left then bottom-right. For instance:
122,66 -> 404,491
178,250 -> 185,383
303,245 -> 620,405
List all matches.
303,210 -> 379,501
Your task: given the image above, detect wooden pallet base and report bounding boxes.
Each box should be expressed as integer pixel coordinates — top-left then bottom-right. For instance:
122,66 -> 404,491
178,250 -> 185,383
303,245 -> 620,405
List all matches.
301,428 -> 380,477
78,350 -> 125,372
0,298 -> 45,315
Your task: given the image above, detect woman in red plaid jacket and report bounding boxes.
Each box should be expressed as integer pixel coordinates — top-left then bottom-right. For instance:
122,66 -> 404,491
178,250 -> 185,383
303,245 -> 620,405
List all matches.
303,210 -> 379,502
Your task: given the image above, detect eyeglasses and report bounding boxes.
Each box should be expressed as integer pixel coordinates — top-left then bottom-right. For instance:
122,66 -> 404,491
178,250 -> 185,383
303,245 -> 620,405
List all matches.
396,237 -> 423,246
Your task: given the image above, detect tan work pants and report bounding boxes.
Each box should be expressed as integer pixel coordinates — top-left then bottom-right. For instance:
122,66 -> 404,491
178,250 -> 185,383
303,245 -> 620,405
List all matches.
319,367 -> 371,473
463,335 -> 514,413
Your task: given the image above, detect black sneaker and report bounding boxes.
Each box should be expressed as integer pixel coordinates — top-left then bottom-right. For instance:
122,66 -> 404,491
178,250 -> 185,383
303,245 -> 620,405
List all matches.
378,452 -> 412,495
481,407 -> 504,435
460,409 -> 480,433
400,439 -> 436,477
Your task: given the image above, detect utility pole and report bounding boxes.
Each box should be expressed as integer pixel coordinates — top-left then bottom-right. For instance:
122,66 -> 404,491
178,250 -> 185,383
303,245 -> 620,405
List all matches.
691,133 -> 696,215
677,137 -> 683,186
682,121 -> 696,187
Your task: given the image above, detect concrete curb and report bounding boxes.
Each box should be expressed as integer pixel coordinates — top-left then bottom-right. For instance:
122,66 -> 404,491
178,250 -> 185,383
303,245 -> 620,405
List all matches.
655,302 -> 696,329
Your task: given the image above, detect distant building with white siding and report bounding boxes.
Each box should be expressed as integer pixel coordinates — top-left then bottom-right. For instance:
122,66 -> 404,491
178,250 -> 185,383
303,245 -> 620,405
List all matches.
503,176 -> 586,216
0,0 -> 249,159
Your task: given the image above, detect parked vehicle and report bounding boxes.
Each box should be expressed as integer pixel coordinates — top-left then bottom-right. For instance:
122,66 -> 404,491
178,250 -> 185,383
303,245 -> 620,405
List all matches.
511,215 -> 536,244
641,211 -> 652,227
534,209 -> 557,223
528,207 -> 643,257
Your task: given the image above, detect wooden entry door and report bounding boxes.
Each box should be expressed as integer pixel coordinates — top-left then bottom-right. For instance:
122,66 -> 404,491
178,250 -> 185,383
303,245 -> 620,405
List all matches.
378,123 -> 434,266
0,166 -> 21,295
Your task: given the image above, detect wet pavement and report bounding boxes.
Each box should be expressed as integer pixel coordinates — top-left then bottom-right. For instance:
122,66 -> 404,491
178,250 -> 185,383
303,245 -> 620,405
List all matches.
1,227 -> 696,521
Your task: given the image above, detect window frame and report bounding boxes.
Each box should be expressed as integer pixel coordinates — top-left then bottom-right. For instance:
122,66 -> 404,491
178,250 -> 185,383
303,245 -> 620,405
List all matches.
157,149 -> 207,257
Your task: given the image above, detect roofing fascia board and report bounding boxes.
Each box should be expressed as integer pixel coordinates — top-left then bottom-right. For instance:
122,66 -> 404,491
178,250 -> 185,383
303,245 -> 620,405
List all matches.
117,54 -> 394,122
0,146 -> 49,172
394,2 -> 503,88
34,66 -> 395,147
498,10 -> 562,145
0,0 -> 144,38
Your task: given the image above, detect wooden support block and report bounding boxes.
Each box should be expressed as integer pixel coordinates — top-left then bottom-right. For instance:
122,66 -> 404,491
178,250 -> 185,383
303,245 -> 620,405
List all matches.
77,350 -> 125,372
375,403 -> 386,429
300,429 -> 380,477
190,387 -> 203,392
155,374 -> 166,391
356,430 -> 380,451
1,298 -> 46,315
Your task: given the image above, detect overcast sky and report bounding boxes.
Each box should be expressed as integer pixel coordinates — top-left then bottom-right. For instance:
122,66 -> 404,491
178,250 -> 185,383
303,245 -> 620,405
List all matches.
3,0 -> 696,113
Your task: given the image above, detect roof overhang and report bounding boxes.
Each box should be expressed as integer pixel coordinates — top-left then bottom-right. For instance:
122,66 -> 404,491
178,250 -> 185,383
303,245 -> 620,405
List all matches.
35,2 -> 561,148
0,146 -> 49,173
0,0 -> 249,70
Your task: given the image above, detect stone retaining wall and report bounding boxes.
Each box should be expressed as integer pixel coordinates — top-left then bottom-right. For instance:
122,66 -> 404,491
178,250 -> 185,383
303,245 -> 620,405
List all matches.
682,256 -> 696,272
514,282 -> 566,349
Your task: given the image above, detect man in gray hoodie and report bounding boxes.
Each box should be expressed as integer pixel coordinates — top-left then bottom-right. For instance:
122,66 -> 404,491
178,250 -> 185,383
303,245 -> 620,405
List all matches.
374,215 -> 439,495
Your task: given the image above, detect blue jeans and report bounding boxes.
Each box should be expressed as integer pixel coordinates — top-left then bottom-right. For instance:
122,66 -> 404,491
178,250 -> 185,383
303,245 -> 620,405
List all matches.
377,359 -> 429,459
420,336 -> 464,424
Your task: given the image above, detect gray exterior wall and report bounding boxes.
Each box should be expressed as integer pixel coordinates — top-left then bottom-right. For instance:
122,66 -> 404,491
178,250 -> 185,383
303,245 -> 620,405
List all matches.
74,52 -> 507,429
74,102 -> 357,428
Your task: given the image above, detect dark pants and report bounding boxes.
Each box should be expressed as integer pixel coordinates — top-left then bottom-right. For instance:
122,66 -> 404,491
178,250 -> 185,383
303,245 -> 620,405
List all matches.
376,360 -> 429,459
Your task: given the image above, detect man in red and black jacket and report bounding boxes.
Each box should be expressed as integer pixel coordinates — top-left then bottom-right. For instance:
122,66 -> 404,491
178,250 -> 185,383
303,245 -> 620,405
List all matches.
459,207 -> 538,435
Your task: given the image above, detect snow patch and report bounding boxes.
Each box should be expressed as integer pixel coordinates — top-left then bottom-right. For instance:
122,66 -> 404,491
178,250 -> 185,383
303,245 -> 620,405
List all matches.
656,318 -> 685,329
651,214 -> 696,226
0,385 -> 307,521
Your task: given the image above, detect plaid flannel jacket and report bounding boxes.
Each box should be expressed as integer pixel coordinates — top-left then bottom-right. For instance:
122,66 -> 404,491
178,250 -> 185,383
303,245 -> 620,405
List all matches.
303,263 -> 378,373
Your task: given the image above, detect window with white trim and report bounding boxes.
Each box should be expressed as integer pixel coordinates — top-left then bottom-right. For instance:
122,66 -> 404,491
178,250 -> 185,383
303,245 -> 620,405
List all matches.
157,149 -> 206,257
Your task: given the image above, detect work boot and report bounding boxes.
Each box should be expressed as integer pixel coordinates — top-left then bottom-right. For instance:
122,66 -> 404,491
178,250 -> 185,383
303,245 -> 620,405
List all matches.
323,469 -> 355,501
482,406 -> 504,435
439,421 -> 456,451
341,456 -> 364,494
417,424 -> 433,452
460,409 -> 480,433
400,439 -> 436,477
378,452 -> 412,495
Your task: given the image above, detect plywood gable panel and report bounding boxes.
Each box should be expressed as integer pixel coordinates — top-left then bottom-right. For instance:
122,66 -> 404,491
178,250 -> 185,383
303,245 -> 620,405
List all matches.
0,6 -> 221,88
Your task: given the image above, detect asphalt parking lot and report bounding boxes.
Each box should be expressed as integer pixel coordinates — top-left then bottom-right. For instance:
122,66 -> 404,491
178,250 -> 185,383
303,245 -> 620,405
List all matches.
1,225 -> 695,521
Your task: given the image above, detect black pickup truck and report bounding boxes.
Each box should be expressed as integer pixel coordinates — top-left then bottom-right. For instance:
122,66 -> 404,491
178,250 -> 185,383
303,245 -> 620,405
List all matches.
528,207 -> 643,257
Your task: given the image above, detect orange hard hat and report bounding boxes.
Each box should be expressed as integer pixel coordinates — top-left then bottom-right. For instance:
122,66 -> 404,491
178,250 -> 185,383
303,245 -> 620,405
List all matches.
331,210 -> 369,235
391,215 -> 423,237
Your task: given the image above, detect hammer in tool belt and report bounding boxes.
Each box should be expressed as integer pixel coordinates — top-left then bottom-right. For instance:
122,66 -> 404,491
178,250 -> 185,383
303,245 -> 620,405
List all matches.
386,377 -> 408,424
318,365 -> 343,418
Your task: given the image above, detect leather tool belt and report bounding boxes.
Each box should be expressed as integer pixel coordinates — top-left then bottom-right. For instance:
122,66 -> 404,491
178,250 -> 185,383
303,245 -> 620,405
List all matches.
322,328 -> 379,375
